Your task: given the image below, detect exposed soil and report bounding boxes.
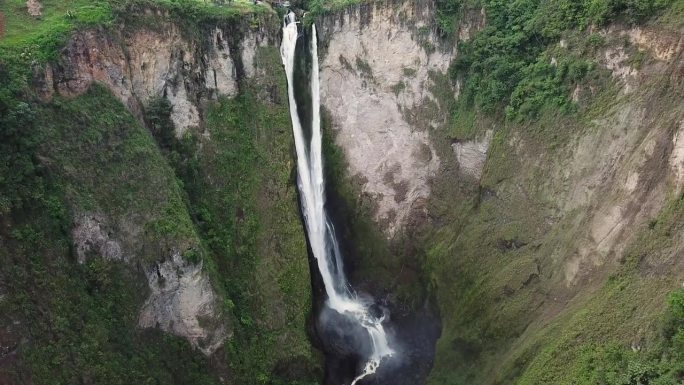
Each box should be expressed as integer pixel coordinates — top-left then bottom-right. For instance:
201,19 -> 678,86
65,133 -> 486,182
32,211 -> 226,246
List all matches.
0,12 -> 5,39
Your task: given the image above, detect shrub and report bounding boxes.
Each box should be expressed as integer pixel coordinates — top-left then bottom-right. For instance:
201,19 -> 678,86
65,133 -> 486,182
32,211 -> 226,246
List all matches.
441,0 -> 668,119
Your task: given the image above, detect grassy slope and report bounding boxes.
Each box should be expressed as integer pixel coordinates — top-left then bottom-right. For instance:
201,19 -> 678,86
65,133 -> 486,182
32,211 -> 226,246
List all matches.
182,46 -> 321,383
0,0 -> 265,59
424,2 -> 684,384
0,1 -> 320,384
0,85 -> 222,385
50,86 -> 199,262
427,109 -> 684,385
0,0 -> 113,56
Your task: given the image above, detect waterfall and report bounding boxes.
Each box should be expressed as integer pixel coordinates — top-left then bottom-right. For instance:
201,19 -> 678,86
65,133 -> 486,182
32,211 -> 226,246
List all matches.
280,12 -> 394,384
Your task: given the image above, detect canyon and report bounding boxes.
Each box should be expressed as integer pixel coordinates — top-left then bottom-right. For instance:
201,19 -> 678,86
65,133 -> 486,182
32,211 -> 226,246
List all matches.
0,0 -> 683,384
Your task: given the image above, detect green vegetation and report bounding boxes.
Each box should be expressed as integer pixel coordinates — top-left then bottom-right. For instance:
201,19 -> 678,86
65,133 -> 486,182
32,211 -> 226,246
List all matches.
0,0 -> 113,60
516,286 -> 684,385
304,0 -> 367,16
3,228 -> 222,385
193,90 -> 320,384
438,0 -> 670,120
0,3 -> 317,383
0,60 -> 40,215
0,0 -> 267,61
44,85 -> 199,261
142,45 -> 321,384
0,82 -> 222,384
111,0 -> 272,38
512,192 -> 684,384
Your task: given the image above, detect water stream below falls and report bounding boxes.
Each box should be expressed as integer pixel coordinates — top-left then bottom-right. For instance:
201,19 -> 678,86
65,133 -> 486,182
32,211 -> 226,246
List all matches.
280,12 -> 394,385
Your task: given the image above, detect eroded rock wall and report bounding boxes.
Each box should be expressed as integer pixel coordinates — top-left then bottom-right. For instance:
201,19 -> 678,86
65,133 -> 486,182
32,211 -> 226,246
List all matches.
428,20 -> 684,384
317,0 -> 454,236
39,15 -> 277,356
536,24 -> 684,287
41,15 -> 275,136
139,253 -> 228,355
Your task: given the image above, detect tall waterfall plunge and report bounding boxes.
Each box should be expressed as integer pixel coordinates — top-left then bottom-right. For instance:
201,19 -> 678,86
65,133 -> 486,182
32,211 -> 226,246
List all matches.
280,12 -> 394,384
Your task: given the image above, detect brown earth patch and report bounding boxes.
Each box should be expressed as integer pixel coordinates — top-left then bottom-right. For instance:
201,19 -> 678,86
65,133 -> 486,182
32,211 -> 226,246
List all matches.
0,12 -> 5,39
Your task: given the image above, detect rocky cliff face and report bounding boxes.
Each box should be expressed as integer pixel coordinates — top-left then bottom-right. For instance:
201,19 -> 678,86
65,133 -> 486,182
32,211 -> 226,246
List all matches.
73,212 -> 226,354
516,24 -> 684,288
34,13 -> 279,356
315,1 -> 682,299
425,18 -> 684,384
312,2 -> 684,383
317,0 -> 454,236
138,253 -> 227,355
39,13 -> 275,135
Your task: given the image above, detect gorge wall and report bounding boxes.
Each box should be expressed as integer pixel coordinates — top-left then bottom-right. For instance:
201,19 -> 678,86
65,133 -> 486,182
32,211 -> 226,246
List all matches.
35,15 -> 280,355
1,0 -> 684,384
39,13 -> 275,134
311,2 -> 684,383
2,5 -> 319,384
424,13 -> 684,385
317,0 -> 452,236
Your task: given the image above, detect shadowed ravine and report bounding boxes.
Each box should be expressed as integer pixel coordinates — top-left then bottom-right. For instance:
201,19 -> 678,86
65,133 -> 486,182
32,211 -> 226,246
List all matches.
280,12 -> 394,385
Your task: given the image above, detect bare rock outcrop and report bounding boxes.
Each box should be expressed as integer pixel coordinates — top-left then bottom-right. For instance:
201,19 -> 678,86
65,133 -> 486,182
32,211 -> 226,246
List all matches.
554,26 -> 684,285
452,130 -> 493,180
318,1 -> 455,235
43,17 -> 276,136
26,0 -> 42,18
139,253 -> 228,355
71,211 -> 228,355
596,25 -> 684,94
48,26 -> 226,136
72,213 -> 124,264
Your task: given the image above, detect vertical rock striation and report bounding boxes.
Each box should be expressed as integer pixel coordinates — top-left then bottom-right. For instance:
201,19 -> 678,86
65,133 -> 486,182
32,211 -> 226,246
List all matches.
41,16 -> 278,136
317,0 -> 454,236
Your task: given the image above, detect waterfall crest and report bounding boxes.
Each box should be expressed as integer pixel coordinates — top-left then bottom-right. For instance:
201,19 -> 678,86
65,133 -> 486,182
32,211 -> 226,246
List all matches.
280,12 -> 393,384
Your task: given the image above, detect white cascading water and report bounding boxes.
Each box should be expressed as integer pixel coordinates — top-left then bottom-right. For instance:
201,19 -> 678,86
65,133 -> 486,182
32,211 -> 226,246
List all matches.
280,12 -> 393,385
